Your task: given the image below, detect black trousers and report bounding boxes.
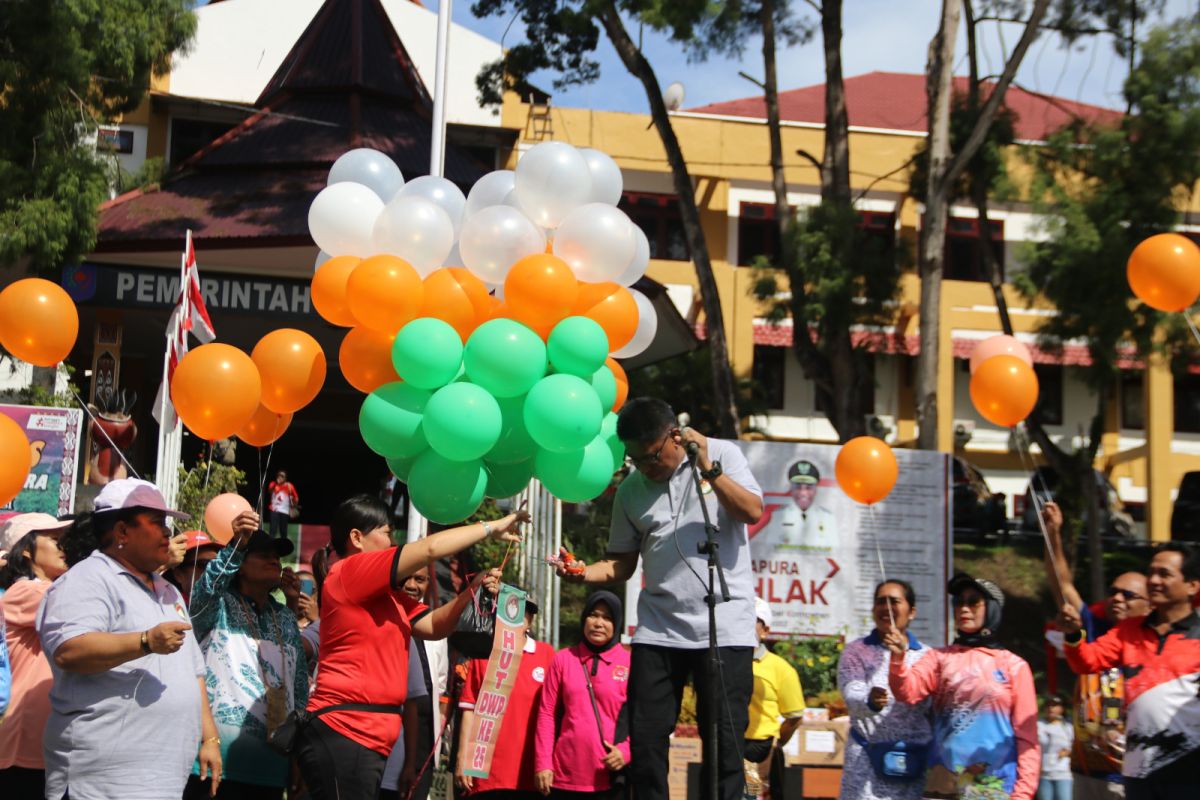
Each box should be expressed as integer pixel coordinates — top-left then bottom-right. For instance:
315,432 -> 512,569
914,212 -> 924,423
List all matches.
183,774 -> 283,800
295,717 -> 387,800
0,766 -> 45,798
269,511 -> 290,538
627,644 -> 753,800
1125,750 -> 1200,800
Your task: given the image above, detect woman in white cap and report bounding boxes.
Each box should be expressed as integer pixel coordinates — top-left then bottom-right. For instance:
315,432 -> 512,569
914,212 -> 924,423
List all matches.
884,573 -> 1039,800
0,512 -> 72,797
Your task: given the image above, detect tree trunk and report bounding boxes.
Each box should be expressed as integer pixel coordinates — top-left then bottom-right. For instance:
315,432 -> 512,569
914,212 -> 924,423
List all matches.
761,0 -> 790,239
915,0 -> 961,451
821,0 -> 851,206
597,4 -> 740,438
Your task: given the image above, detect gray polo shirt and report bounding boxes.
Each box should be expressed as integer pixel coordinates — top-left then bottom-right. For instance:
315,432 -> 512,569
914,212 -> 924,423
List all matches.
37,550 -> 206,800
609,438 -> 762,648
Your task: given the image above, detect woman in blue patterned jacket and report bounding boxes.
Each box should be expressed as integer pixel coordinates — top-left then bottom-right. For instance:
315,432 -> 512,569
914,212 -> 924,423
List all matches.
186,511 -> 308,800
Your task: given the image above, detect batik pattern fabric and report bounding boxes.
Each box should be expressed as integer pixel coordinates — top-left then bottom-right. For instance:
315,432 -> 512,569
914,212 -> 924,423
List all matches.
838,631 -> 933,800
890,644 -> 1039,800
188,546 -> 308,788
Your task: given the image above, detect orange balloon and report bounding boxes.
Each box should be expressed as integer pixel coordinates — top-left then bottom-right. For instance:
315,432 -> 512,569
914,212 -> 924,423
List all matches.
236,404 -> 293,447
0,412 -> 31,506
490,301 -> 556,340
0,278 -> 79,367
171,343 -> 262,441
339,326 -> 398,393
606,357 -> 629,412
311,255 -> 361,327
421,268 -> 492,341
835,436 -> 899,505
251,328 -> 326,414
969,354 -> 1039,428
347,255 -> 424,334
1127,233 -> 1200,312
573,282 -> 638,351
504,254 -> 579,332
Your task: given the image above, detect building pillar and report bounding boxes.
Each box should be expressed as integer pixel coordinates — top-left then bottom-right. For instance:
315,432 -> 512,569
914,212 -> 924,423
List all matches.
1144,348 -> 1174,542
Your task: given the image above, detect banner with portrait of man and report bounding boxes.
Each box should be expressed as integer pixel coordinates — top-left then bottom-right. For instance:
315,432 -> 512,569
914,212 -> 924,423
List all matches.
739,441 -> 952,647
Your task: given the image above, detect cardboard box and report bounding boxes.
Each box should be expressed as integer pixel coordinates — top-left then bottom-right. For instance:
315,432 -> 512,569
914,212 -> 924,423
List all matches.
668,737 -> 703,800
786,720 -> 848,767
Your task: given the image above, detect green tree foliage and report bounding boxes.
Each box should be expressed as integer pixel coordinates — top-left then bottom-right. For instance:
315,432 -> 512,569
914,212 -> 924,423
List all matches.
175,461 -> 247,530
0,0 -> 195,271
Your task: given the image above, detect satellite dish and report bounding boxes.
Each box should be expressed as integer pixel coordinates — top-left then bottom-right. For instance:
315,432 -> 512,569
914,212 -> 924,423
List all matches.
663,82 -> 685,112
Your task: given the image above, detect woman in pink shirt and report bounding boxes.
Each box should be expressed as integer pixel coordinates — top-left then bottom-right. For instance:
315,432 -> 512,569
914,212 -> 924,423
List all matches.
0,513 -> 72,797
535,591 -> 631,799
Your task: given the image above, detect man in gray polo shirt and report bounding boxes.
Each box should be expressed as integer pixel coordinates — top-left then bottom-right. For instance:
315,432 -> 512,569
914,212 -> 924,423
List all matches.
37,478 -> 223,800
560,397 -> 764,800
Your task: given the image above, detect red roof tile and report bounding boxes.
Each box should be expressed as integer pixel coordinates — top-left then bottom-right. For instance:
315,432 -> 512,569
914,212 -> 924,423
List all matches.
687,71 -> 1122,142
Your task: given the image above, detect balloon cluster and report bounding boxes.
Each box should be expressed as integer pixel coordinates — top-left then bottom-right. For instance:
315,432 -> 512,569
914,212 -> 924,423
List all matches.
308,143 -> 651,523
968,335 -> 1039,428
171,330 -> 326,446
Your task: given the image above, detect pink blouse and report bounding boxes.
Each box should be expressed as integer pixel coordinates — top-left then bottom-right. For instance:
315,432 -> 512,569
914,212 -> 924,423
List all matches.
0,578 -> 54,769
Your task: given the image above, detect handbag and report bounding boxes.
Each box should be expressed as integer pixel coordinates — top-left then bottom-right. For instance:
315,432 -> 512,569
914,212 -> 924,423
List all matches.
448,587 -> 497,659
579,655 -> 628,791
849,726 -> 929,782
267,702 -> 404,756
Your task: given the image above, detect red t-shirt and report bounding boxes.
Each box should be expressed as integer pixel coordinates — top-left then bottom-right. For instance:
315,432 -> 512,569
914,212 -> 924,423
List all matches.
307,546 -> 426,754
459,637 -> 555,793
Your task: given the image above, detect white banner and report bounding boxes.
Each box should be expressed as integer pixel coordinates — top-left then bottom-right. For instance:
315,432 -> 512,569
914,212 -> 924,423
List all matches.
742,442 -> 952,647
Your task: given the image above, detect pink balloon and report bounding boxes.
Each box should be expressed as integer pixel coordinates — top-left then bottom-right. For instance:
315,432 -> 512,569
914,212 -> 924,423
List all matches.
969,335 -> 1033,374
204,493 -> 253,545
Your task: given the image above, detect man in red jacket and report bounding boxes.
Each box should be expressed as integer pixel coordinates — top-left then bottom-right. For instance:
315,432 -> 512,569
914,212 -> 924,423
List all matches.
1059,543 -> 1200,800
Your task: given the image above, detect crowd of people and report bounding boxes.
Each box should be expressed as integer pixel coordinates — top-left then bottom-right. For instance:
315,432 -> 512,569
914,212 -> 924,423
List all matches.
0,395 -> 1196,800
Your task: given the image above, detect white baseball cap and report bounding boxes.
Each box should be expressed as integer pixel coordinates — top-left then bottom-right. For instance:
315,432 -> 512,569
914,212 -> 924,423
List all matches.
0,513 -> 73,557
754,596 -> 773,629
93,478 -> 189,519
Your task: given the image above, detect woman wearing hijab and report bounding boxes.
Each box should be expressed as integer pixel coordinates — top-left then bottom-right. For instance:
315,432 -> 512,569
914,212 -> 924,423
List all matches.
534,591 -> 631,799
885,573 -> 1039,800
837,580 -> 932,800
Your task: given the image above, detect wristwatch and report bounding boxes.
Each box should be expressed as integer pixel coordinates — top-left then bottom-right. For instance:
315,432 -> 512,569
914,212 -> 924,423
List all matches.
700,461 -> 723,481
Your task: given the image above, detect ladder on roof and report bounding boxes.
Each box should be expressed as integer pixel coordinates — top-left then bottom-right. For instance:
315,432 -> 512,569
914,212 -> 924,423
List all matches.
527,94 -> 553,141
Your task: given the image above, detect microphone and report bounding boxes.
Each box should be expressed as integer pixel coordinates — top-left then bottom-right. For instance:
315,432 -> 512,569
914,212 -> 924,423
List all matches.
685,440 -> 699,459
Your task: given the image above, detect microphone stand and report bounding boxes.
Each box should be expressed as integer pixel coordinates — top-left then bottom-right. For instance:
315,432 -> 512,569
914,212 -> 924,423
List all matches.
686,443 -> 729,800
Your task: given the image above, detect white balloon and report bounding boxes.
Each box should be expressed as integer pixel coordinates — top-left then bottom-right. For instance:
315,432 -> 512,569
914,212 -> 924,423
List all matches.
466,170 -> 516,218
372,196 -> 455,277
613,224 -> 650,286
579,148 -> 623,206
399,176 -> 466,235
328,148 -> 404,202
459,205 -> 547,285
610,289 -> 658,359
553,203 -> 637,283
308,182 -> 385,258
314,251 -> 332,272
488,282 -> 506,301
513,142 -> 592,228
444,241 -> 464,268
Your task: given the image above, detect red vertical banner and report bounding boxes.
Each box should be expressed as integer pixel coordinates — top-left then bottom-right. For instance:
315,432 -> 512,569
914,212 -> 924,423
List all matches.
463,583 -> 528,779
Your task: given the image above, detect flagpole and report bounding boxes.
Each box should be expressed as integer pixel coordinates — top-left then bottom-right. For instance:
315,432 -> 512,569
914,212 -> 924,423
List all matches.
155,231 -> 190,503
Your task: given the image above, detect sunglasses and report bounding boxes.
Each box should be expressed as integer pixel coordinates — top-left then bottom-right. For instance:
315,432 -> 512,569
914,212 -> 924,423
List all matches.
1107,586 -> 1145,602
951,595 -> 986,609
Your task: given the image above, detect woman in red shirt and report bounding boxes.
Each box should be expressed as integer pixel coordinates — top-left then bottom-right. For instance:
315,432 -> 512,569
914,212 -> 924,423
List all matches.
297,495 -> 525,800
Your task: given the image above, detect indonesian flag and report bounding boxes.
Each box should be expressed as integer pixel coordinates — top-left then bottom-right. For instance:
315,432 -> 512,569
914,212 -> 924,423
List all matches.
153,231 -> 216,426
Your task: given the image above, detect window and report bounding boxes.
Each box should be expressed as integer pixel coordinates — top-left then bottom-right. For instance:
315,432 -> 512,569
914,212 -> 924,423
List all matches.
1033,364 -> 1063,426
619,193 -> 689,261
752,345 -> 786,410
944,217 -> 1004,282
169,117 -> 240,165
738,204 -> 896,266
97,128 -> 135,155
1120,372 -> 1144,430
1175,374 -> 1200,433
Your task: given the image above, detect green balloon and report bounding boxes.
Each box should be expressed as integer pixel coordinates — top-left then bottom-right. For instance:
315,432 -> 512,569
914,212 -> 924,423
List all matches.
600,412 -> 625,470
463,319 -> 547,398
524,374 -> 603,453
485,458 -> 535,499
547,316 -> 609,378
392,317 -> 464,390
535,437 -> 616,503
408,451 -> 487,524
386,454 -> 418,482
590,366 -> 617,413
424,382 -> 502,461
488,394 -> 537,464
359,382 -> 431,458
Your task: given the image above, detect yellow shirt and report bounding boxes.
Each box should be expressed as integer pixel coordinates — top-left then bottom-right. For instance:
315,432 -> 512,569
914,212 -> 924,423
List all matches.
745,650 -> 806,740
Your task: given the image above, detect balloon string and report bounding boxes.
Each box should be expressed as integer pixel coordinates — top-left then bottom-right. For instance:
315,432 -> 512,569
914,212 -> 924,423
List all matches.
1011,424 -> 1065,594
865,503 -> 895,630
200,441 -> 215,526
1185,312 -> 1200,347
68,385 -> 141,480
254,415 -> 283,520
